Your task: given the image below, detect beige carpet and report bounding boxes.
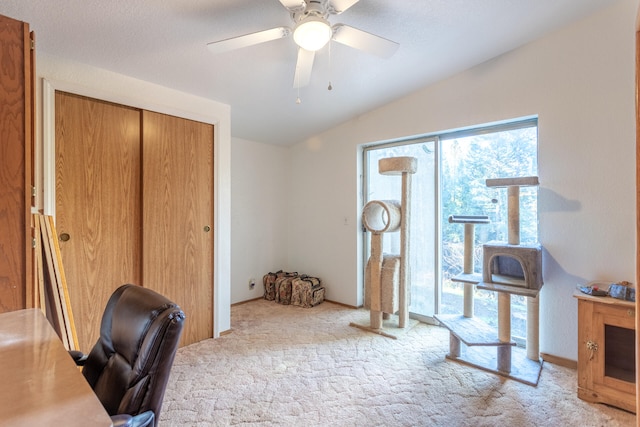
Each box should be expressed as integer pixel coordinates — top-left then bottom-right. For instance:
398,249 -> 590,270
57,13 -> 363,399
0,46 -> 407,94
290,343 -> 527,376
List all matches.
160,299 -> 635,427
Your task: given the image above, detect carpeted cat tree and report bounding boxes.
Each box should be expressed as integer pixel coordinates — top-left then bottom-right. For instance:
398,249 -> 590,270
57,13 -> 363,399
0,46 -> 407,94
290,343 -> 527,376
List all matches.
351,156 -> 417,339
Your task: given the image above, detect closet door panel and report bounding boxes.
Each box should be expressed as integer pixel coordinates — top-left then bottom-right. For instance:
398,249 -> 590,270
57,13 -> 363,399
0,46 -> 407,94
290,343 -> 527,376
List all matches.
142,111 -> 213,346
55,92 -> 142,351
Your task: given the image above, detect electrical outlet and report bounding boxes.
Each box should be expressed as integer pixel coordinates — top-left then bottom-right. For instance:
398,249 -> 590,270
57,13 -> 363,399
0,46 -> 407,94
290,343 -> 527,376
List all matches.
249,278 -> 256,290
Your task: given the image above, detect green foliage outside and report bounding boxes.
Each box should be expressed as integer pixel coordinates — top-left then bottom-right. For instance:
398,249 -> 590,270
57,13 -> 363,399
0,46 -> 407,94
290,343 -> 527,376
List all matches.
440,125 -> 538,341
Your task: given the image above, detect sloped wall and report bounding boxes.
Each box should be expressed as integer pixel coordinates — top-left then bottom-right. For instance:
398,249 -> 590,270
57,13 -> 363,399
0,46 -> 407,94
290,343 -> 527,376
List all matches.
288,0 -> 637,360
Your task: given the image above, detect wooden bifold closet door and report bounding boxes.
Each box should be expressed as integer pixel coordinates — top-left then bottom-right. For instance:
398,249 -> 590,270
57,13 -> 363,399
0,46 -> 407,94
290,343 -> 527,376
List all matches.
55,92 -> 213,350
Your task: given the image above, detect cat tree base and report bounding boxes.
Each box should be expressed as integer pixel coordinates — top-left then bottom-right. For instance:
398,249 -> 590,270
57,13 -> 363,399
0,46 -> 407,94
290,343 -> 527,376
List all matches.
435,313 -> 543,386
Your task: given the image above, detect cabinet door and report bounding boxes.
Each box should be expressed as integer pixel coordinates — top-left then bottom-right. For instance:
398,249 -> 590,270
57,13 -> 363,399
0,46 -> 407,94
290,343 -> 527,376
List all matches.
142,111 -> 214,346
55,92 -> 142,350
593,304 -> 635,396
0,14 -> 33,313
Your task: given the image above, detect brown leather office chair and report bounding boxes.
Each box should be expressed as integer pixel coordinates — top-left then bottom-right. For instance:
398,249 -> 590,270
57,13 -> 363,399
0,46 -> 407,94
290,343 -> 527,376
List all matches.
72,284 -> 185,427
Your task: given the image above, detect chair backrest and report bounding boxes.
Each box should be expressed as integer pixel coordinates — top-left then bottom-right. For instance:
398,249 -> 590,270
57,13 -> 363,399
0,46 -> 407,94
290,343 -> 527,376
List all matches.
82,284 -> 185,425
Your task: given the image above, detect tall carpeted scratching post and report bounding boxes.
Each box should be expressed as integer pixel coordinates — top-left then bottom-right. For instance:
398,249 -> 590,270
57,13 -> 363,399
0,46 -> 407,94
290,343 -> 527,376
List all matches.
351,156 -> 417,338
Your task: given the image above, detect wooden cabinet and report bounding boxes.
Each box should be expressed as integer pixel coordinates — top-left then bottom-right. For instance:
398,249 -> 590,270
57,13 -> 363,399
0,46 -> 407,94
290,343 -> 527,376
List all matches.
0,14 -> 34,313
635,2 -> 640,413
575,291 -> 636,413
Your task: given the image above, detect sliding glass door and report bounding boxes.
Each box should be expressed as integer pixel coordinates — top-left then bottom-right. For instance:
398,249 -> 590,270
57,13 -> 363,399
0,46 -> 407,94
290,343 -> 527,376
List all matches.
363,119 -> 538,331
438,123 -> 538,342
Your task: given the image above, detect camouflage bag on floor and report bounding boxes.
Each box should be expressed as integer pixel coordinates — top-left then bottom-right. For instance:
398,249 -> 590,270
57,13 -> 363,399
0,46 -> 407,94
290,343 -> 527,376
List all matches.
275,272 -> 299,305
263,270 -> 285,301
291,275 -> 324,308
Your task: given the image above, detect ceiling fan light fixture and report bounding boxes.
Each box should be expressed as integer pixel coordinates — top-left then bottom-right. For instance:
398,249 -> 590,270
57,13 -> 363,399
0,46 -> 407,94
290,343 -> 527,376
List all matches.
293,16 -> 332,51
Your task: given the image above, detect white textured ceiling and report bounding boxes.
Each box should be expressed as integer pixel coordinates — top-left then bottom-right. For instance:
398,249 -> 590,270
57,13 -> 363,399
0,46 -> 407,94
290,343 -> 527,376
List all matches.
0,0 -> 619,145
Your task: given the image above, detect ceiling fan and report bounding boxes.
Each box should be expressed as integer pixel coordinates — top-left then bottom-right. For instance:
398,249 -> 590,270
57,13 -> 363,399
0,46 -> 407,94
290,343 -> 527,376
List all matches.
207,0 -> 399,89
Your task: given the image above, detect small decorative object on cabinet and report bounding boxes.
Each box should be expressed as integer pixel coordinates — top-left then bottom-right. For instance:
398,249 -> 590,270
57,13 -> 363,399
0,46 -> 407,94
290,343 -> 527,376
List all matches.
574,288 -> 636,413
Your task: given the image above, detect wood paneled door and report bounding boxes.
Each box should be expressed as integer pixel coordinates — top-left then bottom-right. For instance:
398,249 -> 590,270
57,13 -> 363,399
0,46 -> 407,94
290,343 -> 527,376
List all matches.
55,92 -> 142,350
55,92 -> 214,350
0,14 -> 34,313
142,111 -> 214,347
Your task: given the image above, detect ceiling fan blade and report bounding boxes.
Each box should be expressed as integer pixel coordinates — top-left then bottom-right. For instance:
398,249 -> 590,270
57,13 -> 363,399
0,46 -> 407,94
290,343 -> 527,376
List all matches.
207,27 -> 291,54
293,48 -> 315,88
328,0 -> 360,14
279,0 -> 306,12
332,24 -> 399,58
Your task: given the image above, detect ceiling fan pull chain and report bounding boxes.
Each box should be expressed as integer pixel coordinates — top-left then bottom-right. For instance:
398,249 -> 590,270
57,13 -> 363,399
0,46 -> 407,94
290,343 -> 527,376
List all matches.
328,41 -> 333,91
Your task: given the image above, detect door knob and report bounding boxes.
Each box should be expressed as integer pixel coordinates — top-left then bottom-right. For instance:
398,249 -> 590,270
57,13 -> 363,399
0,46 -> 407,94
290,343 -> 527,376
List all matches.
59,232 -> 70,242
203,225 -> 211,232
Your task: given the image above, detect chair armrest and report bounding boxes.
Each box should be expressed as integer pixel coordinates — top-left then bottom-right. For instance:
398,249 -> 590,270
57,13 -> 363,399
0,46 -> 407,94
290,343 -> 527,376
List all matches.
111,411 -> 155,427
68,350 -> 88,366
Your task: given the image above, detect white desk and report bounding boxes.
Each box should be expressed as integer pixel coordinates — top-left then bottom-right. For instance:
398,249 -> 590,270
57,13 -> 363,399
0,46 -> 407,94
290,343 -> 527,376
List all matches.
0,309 -> 112,426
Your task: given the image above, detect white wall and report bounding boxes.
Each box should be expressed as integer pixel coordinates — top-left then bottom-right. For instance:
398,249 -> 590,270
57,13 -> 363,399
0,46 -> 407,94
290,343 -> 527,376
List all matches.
230,137 -> 291,303
287,0 -> 637,360
34,54 -> 232,336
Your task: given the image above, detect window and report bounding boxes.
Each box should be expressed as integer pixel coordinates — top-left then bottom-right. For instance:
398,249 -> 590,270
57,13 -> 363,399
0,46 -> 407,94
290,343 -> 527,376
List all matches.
363,118 -> 538,344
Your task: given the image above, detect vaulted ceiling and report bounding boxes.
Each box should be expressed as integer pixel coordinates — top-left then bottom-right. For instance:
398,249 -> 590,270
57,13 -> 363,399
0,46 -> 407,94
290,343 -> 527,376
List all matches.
0,0 -> 619,145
